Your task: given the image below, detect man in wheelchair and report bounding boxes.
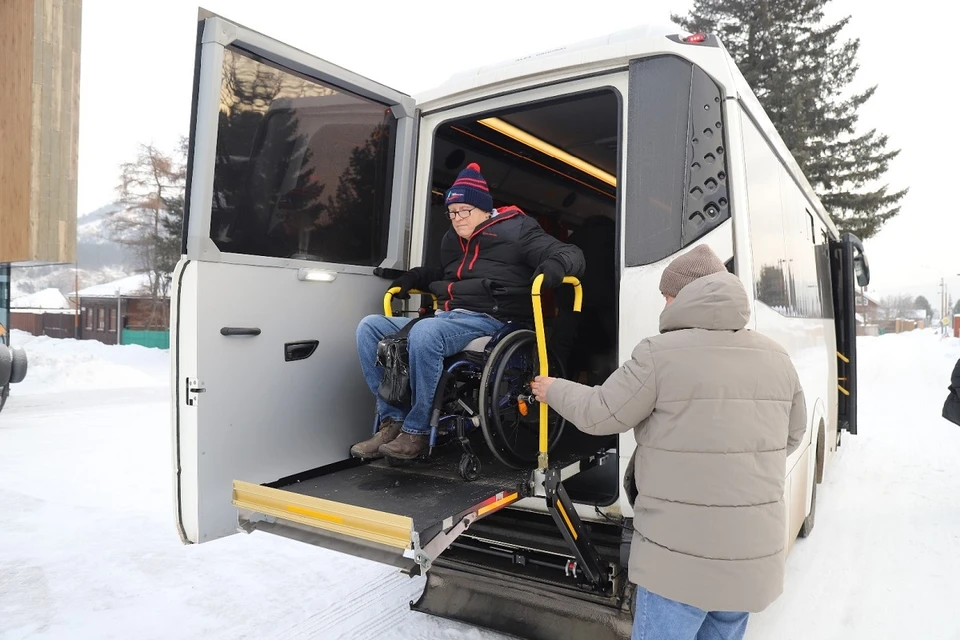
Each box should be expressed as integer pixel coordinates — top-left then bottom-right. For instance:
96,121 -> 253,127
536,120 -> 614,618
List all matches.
350,162 -> 585,462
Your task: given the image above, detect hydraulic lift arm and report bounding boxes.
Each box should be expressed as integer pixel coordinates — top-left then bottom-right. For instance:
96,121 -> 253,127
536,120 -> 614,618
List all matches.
544,468 -> 609,589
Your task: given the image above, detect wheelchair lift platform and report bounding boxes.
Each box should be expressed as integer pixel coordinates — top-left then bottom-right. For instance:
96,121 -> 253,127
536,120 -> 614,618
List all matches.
232,438 -> 615,582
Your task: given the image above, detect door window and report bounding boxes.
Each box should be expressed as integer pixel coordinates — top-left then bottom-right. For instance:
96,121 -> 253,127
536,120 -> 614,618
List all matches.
209,46 -> 398,266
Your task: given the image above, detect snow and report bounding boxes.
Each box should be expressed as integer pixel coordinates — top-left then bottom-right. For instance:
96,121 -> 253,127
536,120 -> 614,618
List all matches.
1,330 -> 959,639
10,289 -> 73,311
8,330 -> 169,396
72,273 -> 152,298
76,204 -> 124,245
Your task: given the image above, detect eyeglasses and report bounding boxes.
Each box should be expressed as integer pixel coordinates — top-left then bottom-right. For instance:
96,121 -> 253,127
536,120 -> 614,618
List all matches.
446,207 -> 476,220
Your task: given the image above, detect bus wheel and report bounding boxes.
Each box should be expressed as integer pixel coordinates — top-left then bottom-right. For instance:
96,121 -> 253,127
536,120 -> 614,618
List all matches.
799,476 -> 817,538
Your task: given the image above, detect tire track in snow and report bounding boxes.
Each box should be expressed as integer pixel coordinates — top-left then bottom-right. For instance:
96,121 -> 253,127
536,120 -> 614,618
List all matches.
340,579 -> 423,640
275,570 -> 416,640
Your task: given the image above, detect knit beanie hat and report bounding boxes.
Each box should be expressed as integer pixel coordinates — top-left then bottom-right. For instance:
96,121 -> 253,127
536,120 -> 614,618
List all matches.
659,244 -> 727,298
445,162 -> 493,212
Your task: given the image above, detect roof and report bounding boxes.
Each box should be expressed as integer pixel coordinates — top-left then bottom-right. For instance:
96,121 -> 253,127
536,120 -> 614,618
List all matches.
414,24 -> 703,109
72,273 -> 155,298
411,25 -> 841,242
11,288 -> 73,310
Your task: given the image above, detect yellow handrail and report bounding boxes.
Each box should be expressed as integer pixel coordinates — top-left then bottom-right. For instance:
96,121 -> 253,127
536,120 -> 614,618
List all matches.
532,274 -> 582,470
383,288 -> 438,317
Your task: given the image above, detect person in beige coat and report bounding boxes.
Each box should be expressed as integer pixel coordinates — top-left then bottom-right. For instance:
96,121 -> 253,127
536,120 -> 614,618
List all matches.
532,244 -> 806,640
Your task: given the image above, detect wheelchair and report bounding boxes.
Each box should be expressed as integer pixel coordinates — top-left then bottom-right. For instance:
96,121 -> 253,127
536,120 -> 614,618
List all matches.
378,275 -> 582,481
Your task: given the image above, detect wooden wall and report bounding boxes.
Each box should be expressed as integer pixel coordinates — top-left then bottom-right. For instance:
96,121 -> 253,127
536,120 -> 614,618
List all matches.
0,0 -> 34,263
0,0 -> 81,265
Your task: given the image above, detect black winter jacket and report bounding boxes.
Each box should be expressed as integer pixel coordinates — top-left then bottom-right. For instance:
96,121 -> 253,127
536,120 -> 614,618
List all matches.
944,358 -> 960,427
408,207 -> 585,321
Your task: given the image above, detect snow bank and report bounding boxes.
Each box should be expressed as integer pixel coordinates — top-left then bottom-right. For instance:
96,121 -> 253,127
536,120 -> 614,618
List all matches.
8,329 -> 169,395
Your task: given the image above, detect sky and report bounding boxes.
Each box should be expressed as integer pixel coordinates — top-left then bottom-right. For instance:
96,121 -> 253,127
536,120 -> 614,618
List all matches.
75,0 -> 960,311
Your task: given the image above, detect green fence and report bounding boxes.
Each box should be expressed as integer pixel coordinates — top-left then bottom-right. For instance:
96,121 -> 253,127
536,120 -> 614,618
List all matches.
121,330 -> 170,349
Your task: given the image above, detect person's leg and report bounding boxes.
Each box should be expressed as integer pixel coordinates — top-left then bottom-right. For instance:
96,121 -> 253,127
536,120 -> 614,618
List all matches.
356,314 -> 410,423
632,585 -> 706,640
379,310 -> 503,459
695,612 -> 750,640
350,314 -> 411,459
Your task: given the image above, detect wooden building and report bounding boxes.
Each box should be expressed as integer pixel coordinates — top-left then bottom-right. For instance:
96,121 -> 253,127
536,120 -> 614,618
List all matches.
71,274 -> 171,347
0,0 -> 82,266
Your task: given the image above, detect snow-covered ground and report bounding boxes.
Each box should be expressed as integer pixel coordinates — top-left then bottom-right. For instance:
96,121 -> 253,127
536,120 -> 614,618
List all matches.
1,329 -> 959,639
8,332 -> 168,396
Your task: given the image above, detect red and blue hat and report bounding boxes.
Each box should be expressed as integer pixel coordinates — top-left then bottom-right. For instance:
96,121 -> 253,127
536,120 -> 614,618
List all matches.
444,162 -> 493,212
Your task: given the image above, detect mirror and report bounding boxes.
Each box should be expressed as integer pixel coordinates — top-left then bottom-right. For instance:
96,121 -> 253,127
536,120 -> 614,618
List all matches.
854,252 -> 870,288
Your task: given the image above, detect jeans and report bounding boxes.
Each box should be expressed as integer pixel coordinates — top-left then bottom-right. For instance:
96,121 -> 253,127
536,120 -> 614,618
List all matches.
632,586 -> 749,640
356,309 -> 504,435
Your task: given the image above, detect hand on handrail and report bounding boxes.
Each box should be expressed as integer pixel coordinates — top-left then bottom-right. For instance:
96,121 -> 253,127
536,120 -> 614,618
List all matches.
531,274 -> 582,312
530,273 -> 582,469
383,288 -> 439,318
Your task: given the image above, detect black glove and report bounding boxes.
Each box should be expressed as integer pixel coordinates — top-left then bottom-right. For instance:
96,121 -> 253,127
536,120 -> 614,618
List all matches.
532,259 -> 565,289
390,270 -> 420,300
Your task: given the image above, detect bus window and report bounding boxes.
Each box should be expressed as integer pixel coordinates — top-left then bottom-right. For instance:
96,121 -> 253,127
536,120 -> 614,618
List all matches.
625,56 -> 731,267
208,46 -> 397,266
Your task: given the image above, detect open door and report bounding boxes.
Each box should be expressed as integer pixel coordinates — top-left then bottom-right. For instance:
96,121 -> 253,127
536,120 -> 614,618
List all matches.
172,10 -> 418,544
830,232 -> 869,438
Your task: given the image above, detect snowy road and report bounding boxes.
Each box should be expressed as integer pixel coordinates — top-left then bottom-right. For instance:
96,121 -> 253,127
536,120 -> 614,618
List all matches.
1,330 -> 959,639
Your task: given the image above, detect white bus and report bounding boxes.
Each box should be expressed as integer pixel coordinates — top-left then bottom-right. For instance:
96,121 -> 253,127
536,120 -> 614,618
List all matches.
172,11 -> 869,639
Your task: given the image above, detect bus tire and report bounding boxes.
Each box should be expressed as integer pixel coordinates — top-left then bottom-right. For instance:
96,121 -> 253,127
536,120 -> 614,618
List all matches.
798,474 -> 817,538
800,421 -> 825,539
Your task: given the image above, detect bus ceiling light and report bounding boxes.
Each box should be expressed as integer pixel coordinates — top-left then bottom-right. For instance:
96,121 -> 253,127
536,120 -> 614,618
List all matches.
684,33 -> 708,44
476,117 -> 617,187
297,268 -> 337,283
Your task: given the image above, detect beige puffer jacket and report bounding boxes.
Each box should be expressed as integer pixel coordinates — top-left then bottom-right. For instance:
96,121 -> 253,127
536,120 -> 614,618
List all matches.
546,272 -> 806,612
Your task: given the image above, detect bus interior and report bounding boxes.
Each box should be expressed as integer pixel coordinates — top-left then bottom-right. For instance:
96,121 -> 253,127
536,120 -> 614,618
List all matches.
420,88 -> 624,505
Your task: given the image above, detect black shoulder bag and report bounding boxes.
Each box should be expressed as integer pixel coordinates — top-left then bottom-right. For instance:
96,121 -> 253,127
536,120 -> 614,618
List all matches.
375,316 -> 429,410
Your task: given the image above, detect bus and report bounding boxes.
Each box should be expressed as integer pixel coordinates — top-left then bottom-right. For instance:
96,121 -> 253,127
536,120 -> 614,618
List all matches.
171,11 -> 869,639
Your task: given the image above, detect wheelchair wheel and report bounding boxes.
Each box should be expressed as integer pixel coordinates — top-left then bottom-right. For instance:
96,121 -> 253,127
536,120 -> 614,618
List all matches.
478,329 -> 566,469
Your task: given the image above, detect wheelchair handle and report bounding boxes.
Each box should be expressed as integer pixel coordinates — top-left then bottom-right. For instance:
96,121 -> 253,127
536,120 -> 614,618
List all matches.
384,287 -> 439,318
531,274 -> 582,470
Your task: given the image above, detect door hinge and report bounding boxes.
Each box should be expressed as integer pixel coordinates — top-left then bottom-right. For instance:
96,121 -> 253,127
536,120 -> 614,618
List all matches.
186,377 -> 205,406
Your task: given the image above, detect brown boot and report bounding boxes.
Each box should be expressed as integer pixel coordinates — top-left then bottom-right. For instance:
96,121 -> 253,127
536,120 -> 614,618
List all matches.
378,431 -> 429,461
350,419 -> 402,460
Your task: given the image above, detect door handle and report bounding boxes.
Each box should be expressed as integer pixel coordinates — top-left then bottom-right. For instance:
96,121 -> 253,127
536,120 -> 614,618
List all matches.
220,327 -> 261,336
285,340 -> 319,362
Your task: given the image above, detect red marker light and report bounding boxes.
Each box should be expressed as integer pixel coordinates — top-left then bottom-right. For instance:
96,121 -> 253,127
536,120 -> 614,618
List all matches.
684,33 -> 708,44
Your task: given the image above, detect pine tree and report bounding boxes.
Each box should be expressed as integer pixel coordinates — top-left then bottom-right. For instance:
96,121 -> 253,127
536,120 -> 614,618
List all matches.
673,0 -> 907,240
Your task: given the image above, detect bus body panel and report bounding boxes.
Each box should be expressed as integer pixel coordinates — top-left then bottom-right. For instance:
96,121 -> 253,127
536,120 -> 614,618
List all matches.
173,14 -> 857,584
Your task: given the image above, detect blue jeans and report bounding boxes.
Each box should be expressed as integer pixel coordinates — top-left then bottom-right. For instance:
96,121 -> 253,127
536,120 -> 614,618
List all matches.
356,310 -> 504,435
633,586 -> 749,640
